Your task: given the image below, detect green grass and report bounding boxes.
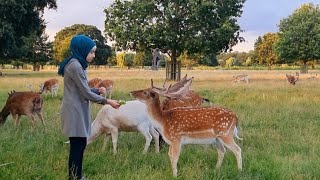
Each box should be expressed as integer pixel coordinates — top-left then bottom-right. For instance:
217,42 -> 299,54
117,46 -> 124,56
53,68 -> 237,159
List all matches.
0,69 -> 320,179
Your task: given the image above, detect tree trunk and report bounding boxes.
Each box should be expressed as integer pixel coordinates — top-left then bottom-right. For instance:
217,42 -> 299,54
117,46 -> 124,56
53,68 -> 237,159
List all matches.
300,62 -> 308,74
166,49 -> 181,81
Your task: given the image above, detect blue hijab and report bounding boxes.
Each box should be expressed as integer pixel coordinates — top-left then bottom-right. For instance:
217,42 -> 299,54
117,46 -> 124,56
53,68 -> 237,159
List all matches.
58,35 -> 96,76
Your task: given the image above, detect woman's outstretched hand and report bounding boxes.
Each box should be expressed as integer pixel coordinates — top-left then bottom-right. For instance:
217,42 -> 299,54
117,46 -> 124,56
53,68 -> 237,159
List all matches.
107,99 -> 120,109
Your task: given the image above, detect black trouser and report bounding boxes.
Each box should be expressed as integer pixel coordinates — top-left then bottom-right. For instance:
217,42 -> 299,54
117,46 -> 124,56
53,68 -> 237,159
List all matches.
69,137 -> 87,180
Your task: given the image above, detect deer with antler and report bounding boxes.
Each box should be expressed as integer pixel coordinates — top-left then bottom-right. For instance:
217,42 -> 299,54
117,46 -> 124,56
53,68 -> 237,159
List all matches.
286,72 -> 299,85
131,75 -> 242,177
153,75 -> 211,147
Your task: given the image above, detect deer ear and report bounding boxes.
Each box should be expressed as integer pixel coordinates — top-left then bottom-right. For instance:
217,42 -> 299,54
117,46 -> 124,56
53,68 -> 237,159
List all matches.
150,91 -> 156,98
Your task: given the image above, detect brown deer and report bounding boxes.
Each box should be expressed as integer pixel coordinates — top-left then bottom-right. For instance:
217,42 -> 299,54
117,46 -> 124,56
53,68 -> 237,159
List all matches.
88,78 -> 102,88
0,91 -> 45,130
131,77 -> 242,177
286,72 -> 299,85
39,78 -> 59,96
94,79 -> 114,99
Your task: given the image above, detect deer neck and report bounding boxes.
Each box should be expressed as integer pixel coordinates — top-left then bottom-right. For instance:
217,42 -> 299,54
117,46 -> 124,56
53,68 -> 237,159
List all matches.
146,96 -> 166,129
0,106 -> 10,124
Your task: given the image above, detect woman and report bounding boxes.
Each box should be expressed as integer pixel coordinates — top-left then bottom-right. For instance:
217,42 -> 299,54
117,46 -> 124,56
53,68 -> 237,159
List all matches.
58,35 -> 120,180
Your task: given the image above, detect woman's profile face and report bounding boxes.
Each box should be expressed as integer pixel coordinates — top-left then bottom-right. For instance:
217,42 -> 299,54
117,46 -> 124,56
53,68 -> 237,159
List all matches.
86,46 -> 96,63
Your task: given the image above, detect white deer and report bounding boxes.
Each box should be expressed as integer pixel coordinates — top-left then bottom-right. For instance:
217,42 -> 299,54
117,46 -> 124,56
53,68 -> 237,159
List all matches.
87,100 -> 159,154
233,74 -> 249,83
131,76 -> 242,177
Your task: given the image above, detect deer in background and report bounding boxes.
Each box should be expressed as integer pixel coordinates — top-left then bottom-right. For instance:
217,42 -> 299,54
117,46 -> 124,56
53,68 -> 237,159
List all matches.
286,72 -> 299,85
39,78 -> 59,96
233,74 -> 249,83
94,79 -> 114,99
88,78 -> 102,88
0,91 -> 45,130
307,73 -> 317,80
131,76 -> 242,177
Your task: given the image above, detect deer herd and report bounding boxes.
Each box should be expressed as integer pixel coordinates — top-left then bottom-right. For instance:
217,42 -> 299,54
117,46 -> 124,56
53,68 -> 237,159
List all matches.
0,71 -> 317,177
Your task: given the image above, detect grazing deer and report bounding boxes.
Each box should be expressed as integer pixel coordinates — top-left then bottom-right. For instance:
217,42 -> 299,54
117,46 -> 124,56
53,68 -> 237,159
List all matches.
286,72 -> 299,85
0,91 -> 45,130
39,78 -> 59,96
233,74 -> 249,83
94,79 -> 114,99
88,78 -> 102,88
131,77 -> 242,177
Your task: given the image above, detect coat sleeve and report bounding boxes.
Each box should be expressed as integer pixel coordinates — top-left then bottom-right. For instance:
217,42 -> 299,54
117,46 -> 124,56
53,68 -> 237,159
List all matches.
66,62 -> 107,104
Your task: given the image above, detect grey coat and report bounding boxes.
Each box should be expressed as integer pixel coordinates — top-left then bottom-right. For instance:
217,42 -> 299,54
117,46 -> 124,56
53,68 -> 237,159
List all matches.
61,59 -> 107,137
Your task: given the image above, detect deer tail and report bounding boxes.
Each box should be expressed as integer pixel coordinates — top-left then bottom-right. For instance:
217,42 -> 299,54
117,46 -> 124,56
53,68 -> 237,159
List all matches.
234,120 -> 243,141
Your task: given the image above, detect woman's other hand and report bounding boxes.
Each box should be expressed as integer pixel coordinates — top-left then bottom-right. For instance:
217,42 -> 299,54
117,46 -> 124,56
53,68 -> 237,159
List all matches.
98,87 -> 107,95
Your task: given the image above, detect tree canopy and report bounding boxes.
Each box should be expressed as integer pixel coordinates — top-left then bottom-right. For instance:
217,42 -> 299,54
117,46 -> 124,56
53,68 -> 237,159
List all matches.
53,24 -> 112,65
0,0 -> 57,60
276,3 -> 320,65
255,33 -> 280,70
104,0 -> 245,80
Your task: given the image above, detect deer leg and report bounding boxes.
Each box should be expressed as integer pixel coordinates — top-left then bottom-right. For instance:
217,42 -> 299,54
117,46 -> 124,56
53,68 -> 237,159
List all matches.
36,112 -> 45,130
168,142 -> 182,177
149,126 -> 160,153
139,127 -> 152,154
110,128 -> 118,154
219,137 -> 242,171
11,114 -> 18,126
88,121 -> 104,145
102,134 -> 111,151
215,138 -> 226,170
26,114 -> 36,129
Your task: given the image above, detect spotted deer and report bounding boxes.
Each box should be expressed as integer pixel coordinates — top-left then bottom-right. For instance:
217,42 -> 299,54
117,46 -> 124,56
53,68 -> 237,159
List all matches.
0,91 -> 45,130
39,78 -> 59,96
286,72 -> 299,85
153,75 -> 211,147
94,79 -> 114,99
131,77 -> 242,177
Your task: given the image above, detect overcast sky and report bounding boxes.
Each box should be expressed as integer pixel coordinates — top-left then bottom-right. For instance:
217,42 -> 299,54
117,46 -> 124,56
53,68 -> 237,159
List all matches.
44,0 -> 320,52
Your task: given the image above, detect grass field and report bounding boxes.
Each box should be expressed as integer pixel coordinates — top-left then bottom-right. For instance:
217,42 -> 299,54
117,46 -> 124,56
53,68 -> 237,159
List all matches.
0,69 -> 320,179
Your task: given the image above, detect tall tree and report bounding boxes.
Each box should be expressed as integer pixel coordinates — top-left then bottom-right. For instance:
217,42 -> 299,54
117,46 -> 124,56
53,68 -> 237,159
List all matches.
20,32 -> 52,71
53,24 -> 111,65
104,0 -> 245,80
0,0 -> 57,61
255,33 -> 280,70
275,3 -> 320,73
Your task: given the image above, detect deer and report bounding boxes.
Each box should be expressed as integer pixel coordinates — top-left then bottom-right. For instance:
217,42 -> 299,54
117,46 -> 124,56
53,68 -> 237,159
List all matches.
0,91 -> 45,130
153,75 -> 211,147
233,74 -> 249,84
87,100 -> 159,154
88,78 -> 102,88
94,79 -> 114,99
286,72 -> 299,85
130,76 -> 242,177
307,73 -> 317,80
39,78 -> 59,96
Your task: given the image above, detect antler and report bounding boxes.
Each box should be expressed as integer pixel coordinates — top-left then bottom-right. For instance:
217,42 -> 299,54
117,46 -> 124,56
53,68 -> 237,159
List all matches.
150,74 -> 193,99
